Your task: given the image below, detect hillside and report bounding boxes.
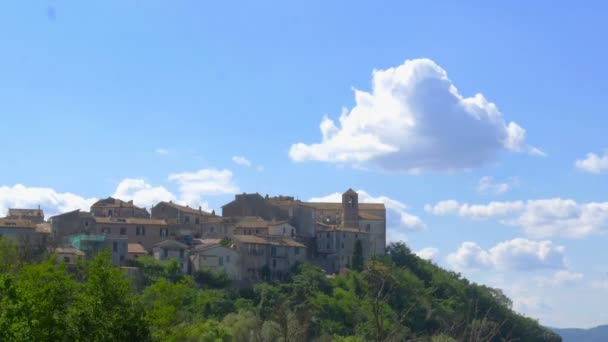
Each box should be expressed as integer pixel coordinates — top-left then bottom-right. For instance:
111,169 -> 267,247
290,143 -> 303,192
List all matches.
0,238 -> 561,341
552,325 -> 608,342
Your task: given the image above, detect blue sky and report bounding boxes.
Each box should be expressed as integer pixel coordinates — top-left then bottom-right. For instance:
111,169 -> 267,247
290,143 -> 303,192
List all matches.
2,1 -> 608,328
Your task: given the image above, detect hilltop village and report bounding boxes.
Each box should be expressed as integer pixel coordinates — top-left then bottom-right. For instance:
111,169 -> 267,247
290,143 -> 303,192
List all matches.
0,189 -> 386,282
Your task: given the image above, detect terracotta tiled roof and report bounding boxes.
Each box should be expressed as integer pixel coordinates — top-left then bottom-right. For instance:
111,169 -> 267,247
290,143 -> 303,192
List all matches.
315,222 -> 367,234
358,212 -> 384,221
8,208 -> 44,217
0,219 -> 37,228
156,201 -> 211,215
302,202 -> 385,210
91,197 -> 144,210
94,217 -> 167,226
232,234 -> 306,248
153,239 -> 188,250
128,243 -> 148,254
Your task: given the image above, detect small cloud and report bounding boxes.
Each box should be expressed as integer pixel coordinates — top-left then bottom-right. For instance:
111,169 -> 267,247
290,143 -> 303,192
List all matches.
477,176 -> 518,195
256,165 -> 264,172
575,150 -> 608,174
232,156 -> 252,167
155,148 -> 169,155
415,247 -> 439,262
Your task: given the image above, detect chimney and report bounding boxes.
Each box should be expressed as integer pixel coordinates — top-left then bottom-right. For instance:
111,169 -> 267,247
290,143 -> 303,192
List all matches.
199,206 -> 202,211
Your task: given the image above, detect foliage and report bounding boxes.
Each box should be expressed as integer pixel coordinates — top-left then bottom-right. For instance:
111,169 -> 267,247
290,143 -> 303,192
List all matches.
0,238 -> 561,341
352,238 -> 364,272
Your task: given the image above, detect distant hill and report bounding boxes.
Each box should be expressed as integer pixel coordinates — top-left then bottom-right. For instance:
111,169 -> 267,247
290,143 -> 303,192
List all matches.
552,325 -> 608,342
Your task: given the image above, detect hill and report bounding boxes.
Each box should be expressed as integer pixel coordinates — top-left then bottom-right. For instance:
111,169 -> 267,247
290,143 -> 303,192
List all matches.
553,325 -> 608,342
0,237 -> 561,341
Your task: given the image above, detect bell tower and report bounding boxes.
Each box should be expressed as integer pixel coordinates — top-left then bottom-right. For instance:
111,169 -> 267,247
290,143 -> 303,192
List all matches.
342,188 -> 359,227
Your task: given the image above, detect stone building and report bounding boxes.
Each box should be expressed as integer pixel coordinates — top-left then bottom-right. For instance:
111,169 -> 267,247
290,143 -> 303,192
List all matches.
232,234 -> 306,282
67,234 -> 128,266
222,193 -> 288,220
6,207 -> 45,224
152,239 -> 189,273
91,197 -> 150,218
315,223 -> 368,273
190,243 -> 241,280
93,216 -> 170,250
49,210 -> 96,241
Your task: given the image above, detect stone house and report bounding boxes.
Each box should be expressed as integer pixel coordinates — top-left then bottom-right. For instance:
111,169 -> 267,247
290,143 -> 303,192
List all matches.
93,216 -> 170,250
190,243 -> 240,280
268,221 -> 297,238
233,216 -> 269,236
6,207 -> 45,224
49,210 -> 96,242
232,234 -> 306,282
152,239 -> 189,273
127,243 -> 148,260
91,197 -> 150,218
315,223 -> 368,273
67,234 -> 128,266
53,246 -> 85,264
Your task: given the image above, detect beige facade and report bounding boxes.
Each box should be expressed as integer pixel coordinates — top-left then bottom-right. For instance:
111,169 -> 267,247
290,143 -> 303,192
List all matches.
93,217 -> 170,250
315,224 -> 369,273
232,234 -> 306,281
53,246 -> 85,264
152,239 -> 189,273
190,244 -> 240,280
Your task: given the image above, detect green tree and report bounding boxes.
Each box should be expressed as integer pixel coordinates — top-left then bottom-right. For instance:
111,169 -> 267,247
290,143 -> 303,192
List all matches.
0,236 -> 19,273
352,239 -> 364,272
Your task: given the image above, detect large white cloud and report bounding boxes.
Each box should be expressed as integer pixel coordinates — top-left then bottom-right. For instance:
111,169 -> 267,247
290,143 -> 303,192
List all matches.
575,151 -> 608,174
309,189 -> 425,242
168,168 -> 239,208
446,238 -> 567,271
0,184 -> 97,218
425,198 -> 608,238
289,58 -> 542,172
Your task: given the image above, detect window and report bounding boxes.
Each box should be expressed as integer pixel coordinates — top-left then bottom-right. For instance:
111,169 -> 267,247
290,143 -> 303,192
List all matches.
136,226 -> 146,235
163,249 -> 168,258
120,227 -> 127,235
160,228 -> 168,237
84,220 -> 89,227
219,257 -> 223,266
108,209 -> 113,216
326,243 -> 330,249
366,224 -> 371,232
272,259 -> 276,268
113,242 -> 117,252
120,255 -> 125,262
355,234 -> 358,239
271,246 -> 277,257
282,227 -> 286,234
185,216 -> 190,223
179,250 -> 184,258
195,217 -> 200,224
295,248 -> 300,255
326,232 -> 330,238
226,255 -> 230,263
64,256 -> 70,263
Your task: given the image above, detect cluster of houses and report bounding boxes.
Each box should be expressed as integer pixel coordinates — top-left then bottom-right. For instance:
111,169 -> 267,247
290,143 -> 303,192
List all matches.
0,189 -> 386,282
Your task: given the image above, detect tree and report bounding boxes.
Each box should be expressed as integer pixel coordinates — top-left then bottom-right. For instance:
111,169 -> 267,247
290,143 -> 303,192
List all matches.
352,239 -> 364,272
0,236 -> 19,274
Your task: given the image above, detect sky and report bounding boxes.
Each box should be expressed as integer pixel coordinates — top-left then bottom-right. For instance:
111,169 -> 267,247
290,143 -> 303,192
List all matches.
1,1 -> 608,328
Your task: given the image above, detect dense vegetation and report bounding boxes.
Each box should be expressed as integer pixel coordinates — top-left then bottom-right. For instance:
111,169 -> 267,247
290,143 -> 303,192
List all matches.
0,237 -> 561,341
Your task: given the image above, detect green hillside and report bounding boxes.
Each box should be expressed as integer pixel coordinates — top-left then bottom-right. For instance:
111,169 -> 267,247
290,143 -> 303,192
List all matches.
0,237 -> 560,341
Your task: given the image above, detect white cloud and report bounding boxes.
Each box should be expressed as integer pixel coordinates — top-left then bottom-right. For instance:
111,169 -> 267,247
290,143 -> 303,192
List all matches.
309,190 -> 424,242
477,176 -> 517,195
415,247 -> 439,262
446,238 -> 567,271
575,151 -> 608,174
426,198 -> 608,239
168,168 -> 239,208
0,184 -> 97,218
289,58 -> 542,172
113,178 -> 175,209
155,148 -> 169,155
232,156 -> 252,167
548,270 -> 584,285
425,200 -> 524,219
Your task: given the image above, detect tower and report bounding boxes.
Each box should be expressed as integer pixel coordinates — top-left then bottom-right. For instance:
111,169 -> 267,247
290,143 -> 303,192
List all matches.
342,188 -> 359,227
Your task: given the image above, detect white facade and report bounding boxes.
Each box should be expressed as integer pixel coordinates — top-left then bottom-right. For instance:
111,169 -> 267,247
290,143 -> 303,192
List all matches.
190,244 -> 240,280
